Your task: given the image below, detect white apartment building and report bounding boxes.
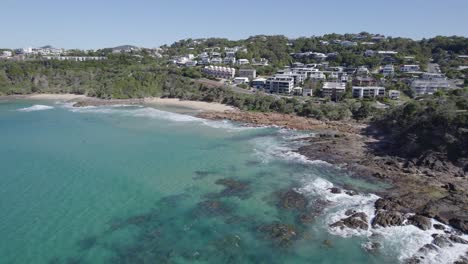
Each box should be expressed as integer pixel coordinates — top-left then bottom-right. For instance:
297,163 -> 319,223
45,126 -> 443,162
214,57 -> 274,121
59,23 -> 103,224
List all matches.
223,57 -> 236,65
401,64 -> 421,73
238,68 -> 257,80
202,66 -> 236,79
352,86 -> 386,99
265,76 -> 294,94
322,82 -> 346,98
310,71 -> 326,80
237,59 -> 250,65
233,77 -> 249,85
382,65 -> 394,76
389,90 -> 400,100
251,78 -> 267,89
210,57 -> 222,64
411,72 -> 450,95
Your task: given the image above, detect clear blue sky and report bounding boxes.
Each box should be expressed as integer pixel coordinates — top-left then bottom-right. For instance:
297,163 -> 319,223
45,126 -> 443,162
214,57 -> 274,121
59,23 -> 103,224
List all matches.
2,0 -> 468,49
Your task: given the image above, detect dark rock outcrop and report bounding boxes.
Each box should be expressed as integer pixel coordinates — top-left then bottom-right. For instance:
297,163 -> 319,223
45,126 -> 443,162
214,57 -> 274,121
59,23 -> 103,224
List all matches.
259,222 -> 298,247
372,210 -> 405,228
330,212 -> 369,230
407,215 -> 432,230
279,190 -> 307,211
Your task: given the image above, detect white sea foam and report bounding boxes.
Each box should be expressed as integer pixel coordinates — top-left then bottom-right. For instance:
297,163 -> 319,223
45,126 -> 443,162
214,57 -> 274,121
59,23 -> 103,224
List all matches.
296,176 -> 468,263
17,105 -> 54,112
62,104 -> 258,131
251,134 -> 330,166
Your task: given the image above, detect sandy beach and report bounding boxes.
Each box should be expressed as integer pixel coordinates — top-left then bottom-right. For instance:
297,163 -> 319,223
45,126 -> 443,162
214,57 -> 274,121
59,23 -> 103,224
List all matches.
2,93 -> 236,112
143,98 -> 236,112
26,93 -> 88,100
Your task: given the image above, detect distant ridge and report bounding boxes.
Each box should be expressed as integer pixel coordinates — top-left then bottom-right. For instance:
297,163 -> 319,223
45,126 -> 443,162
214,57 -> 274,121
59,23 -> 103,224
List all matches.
111,45 -> 138,50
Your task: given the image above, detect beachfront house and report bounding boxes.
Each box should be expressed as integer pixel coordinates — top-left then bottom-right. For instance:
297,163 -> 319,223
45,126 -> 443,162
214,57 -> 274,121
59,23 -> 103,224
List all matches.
352,86 -> 386,99
265,76 -> 294,94
202,66 -> 236,79
321,82 -> 346,98
238,68 -> 257,80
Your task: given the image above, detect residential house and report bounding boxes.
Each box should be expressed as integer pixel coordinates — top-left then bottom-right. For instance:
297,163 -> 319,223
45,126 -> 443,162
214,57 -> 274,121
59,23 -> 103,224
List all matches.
251,78 -> 267,89
233,77 -> 249,85
411,73 -> 450,95
401,65 -> 421,73
365,50 -> 376,57
321,82 -> 346,98
309,71 -> 326,80
388,90 -> 400,100
1,51 -> 12,57
382,65 -> 395,77
352,86 -> 386,99
202,66 -> 235,79
223,57 -> 236,65
265,76 -> 295,94
211,57 -> 222,64
185,61 -> 198,67
356,66 -> 370,76
341,41 -> 358,47
238,68 -> 257,80
237,59 -> 249,65
252,58 -> 269,66
303,88 -> 313,96
352,76 -> 376,86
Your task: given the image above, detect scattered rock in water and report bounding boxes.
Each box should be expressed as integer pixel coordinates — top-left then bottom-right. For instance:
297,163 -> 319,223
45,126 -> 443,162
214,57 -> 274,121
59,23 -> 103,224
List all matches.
404,256 -> 425,264
193,170 -> 217,180
322,240 -> 333,248
278,189 -> 307,211
77,236 -> 97,251
213,178 -> 251,199
431,234 -> 453,248
374,198 -> 405,212
345,209 -> 357,216
298,213 -> 315,224
454,256 -> 468,264
259,222 -> 298,247
330,212 -> 369,230
329,187 -> 342,194
204,178 -> 251,200
371,210 -> 405,228
433,224 -> 446,230
195,200 -> 232,217
407,215 -> 432,230
362,241 -> 381,254
109,213 -> 156,231
417,243 -> 439,254
449,235 -> 468,244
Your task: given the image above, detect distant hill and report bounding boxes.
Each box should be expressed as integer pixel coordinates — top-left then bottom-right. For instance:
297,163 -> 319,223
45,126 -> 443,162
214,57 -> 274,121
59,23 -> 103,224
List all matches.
111,45 -> 138,50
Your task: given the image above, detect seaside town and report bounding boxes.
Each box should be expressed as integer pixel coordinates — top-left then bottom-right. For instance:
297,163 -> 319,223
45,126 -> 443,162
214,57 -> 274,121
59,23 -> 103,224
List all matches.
2,33 -> 467,110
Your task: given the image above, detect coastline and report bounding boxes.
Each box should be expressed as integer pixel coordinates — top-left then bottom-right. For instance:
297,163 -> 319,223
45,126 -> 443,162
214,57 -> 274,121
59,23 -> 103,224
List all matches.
5,93 -> 467,236
0,93 -> 236,112
199,110 -> 468,235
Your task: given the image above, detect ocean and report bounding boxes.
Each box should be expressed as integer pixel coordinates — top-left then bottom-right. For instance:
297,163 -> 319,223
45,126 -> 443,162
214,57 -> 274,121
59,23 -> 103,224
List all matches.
0,99 -> 466,264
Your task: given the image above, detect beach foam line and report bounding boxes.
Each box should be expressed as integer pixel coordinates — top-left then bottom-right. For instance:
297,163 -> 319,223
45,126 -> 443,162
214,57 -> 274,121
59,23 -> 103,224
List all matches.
17,105 -> 54,112
60,103 -> 258,131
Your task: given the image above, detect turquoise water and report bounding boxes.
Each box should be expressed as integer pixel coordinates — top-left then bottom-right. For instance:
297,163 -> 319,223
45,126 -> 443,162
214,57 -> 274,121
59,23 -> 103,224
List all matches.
0,99 -> 444,264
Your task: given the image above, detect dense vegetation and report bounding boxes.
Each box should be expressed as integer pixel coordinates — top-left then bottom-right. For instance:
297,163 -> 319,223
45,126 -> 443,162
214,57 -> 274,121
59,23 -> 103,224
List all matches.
373,89 -> 468,162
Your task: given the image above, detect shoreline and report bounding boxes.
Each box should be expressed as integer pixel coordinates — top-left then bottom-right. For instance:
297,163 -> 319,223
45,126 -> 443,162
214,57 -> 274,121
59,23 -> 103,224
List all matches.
1,93 -> 236,112
199,110 -> 468,235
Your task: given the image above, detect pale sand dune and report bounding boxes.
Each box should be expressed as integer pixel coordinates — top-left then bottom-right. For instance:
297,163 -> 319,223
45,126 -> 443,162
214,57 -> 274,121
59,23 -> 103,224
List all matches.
144,98 -> 236,112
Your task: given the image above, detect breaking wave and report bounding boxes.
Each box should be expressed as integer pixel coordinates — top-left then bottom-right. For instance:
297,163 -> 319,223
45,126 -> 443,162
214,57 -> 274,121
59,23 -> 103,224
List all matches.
252,128 -> 468,264
59,103 -> 257,131
297,176 -> 468,264
17,105 -> 55,112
